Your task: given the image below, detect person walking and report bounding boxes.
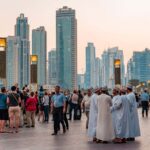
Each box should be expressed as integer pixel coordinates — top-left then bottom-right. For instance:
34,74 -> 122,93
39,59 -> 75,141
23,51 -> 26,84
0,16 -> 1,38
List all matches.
43,92 -> 50,123
81,89 -> 92,129
69,90 -> 78,120
140,90 -> 149,117
51,85 -> 66,135
26,92 -> 37,128
7,86 -> 21,133
38,86 -> 44,122
0,87 -> 9,133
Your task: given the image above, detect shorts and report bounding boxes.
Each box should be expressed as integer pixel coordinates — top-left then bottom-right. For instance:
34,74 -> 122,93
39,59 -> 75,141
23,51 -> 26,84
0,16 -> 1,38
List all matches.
9,106 -> 21,118
0,109 -> 9,120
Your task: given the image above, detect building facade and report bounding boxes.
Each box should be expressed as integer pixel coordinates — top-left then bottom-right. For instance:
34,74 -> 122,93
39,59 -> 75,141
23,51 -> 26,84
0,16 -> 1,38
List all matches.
48,49 -> 57,86
32,26 -> 47,86
127,48 -> 150,84
56,6 -> 77,90
85,43 -> 96,88
15,14 -> 30,88
6,36 -> 20,88
101,47 -> 125,89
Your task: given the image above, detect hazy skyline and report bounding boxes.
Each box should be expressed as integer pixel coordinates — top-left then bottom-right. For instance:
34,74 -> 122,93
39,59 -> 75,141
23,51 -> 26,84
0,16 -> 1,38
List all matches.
1,0 -> 150,73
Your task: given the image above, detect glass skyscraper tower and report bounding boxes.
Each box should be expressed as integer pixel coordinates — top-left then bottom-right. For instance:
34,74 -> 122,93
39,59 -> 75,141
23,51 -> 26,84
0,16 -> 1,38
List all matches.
56,6 -> 77,90
85,43 -> 96,88
32,26 -> 47,86
6,36 -> 20,89
15,14 -> 30,88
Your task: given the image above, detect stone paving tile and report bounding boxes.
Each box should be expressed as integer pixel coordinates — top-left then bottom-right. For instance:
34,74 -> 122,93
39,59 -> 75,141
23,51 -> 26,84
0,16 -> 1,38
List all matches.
0,109 -> 149,150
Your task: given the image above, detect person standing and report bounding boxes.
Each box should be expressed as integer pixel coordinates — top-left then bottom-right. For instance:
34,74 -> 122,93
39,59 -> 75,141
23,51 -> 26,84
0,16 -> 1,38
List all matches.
51,85 -> 66,135
69,90 -> 78,120
111,88 -> 122,143
96,88 -> 114,143
38,86 -> 44,122
140,90 -> 149,117
88,88 -> 100,142
43,92 -> 50,123
119,89 -> 131,142
7,86 -> 21,133
26,92 -> 37,128
126,86 -> 141,141
0,87 -> 9,133
81,89 -> 92,129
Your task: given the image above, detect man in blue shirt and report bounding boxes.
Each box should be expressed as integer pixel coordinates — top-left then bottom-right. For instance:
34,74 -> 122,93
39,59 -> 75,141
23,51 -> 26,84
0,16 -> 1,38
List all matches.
140,90 -> 149,117
51,85 -> 66,135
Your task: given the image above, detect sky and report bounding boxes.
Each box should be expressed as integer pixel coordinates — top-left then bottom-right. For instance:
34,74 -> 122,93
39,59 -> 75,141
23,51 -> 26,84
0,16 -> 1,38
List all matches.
1,0 -> 150,73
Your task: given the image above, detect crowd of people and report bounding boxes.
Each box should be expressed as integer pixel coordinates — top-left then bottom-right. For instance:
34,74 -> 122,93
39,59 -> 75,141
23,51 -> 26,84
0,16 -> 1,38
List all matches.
87,86 -> 141,144
0,83 -> 149,144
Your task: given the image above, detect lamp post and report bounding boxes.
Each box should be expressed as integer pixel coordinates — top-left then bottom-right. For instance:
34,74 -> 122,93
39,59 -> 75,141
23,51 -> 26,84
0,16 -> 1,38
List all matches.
114,59 -> 121,87
0,38 -> 7,87
30,55 -> 38,91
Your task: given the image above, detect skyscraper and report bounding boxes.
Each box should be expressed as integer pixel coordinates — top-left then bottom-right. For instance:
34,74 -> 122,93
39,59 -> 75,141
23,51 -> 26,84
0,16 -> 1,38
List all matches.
6,36 -> 20,88
127,48 -> 150,83
101,47 -> 125,89
32,26 -> 47,86
48,49 -> 57,86
56,6 -> 77,90
15,14 -> 30,88
85,43 -> 96,88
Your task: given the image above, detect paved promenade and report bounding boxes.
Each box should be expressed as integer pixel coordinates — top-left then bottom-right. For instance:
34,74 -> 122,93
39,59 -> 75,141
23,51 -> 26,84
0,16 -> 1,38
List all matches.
0,109 -> 149,150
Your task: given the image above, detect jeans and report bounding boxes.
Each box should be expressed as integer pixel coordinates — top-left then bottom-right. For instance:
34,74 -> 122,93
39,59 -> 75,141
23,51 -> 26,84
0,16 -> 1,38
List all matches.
44,106 -> 49,122
69,103 -> 78,120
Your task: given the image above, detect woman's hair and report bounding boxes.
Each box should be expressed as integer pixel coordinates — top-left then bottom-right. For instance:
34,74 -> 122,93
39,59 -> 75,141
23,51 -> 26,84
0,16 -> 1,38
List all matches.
45,92 -> 48,95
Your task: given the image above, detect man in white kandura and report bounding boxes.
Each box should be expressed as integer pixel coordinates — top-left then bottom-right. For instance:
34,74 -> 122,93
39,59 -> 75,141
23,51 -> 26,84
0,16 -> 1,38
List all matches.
126,86 -> 141,141
119,89 -> 130,142
111,88 -> 122,143
88,88 -> 100,142
96,87 -> 114,143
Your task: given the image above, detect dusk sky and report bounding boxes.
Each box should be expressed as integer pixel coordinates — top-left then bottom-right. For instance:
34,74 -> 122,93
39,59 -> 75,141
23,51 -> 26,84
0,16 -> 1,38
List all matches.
1,0 -> 150,73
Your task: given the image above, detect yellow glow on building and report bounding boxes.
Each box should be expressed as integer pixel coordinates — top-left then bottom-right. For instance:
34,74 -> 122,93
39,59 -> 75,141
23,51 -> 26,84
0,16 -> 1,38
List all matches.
31,55 -> 38,62
0,38 -> 6,48
114,59 -> 121,66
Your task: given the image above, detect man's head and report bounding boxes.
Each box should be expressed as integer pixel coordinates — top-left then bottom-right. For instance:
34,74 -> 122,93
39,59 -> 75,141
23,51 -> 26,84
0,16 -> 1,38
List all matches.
113,88 -> 120,96
1,87 -> 6,93
120,88 -> 126,95
73,90 -> 77,94
11,86 -> 17,92
127,86 -> 132,93
144,89 -> 147,93
87,89 -> 92,96
55,85 -> 60,94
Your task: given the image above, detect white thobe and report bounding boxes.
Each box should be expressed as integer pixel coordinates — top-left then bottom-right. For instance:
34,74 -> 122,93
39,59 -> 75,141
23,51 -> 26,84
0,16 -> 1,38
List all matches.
127,92 -> 141,138
111,95 -> 130,138
96,94 -> 114,141
88,93 -> 98,138
111,95 -> 122,138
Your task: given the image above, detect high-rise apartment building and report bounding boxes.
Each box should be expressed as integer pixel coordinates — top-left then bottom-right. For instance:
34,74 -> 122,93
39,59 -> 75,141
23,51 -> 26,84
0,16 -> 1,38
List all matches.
6,36 -> 20,88
15,14 -> 30,88
56,6 -> 77,90
32,26 -> 47,86
127,48 -> 150,83
101,47 -> 125,89
48,49 -> 57,86
85,43 -> 96,88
